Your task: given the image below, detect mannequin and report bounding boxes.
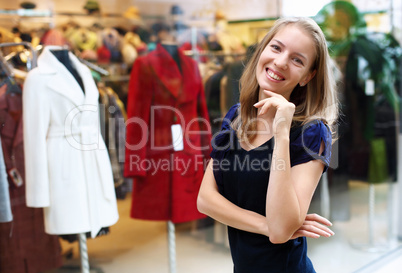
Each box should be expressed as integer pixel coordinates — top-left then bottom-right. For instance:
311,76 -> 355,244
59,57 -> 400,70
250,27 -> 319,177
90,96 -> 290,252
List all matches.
161,43 -> 181,72
23,45 -> 119,271
212,10 -> 245,58
125,28 -> 211,273
154,21 -> 182,72
124,31 -> 210,223
50,49 -> 85,93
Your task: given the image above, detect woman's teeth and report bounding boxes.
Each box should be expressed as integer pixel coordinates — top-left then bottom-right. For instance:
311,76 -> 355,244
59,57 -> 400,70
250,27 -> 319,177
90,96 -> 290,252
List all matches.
267,69 -> 283,81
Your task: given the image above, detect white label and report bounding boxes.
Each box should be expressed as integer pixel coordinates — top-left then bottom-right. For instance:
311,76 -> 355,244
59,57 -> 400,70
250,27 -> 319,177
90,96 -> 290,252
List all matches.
171,124 -> 184,151
365,79 -> 375,96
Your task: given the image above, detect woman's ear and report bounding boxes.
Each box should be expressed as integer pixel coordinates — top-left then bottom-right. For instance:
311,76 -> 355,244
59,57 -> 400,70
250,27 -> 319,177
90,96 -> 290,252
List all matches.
300,69 -> 316,86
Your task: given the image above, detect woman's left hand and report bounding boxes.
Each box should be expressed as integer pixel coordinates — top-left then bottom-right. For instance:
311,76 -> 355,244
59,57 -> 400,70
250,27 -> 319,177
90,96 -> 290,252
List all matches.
253,90 -> 295,135
290,213 -> 335,240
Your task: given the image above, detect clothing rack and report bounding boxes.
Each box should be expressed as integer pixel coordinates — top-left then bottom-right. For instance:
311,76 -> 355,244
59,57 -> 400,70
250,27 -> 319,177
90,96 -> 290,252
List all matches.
0,41 -> 38,69
0,54 -> 14,77
0,42 -> 95,273
78,57 -> 110,76
183,50 -> 246,58
34,45 -> 110,77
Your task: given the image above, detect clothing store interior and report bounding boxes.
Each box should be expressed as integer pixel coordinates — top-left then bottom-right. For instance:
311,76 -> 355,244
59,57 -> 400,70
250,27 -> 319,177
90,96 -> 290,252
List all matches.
1,0 -> 402,272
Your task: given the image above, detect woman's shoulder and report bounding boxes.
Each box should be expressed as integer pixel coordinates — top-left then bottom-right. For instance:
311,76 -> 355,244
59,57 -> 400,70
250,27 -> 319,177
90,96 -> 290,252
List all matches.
290,119 -> 331,144
289,119 -> 333,169
225,103 -> 240,120
220,103 -> 240,130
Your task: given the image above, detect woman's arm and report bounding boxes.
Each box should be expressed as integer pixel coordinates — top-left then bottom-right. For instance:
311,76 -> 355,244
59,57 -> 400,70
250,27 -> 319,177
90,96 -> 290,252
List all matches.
197,159 -> 334,240
197,159 -> 270,236
255,90 -> 328,244
267,140 -> 325,243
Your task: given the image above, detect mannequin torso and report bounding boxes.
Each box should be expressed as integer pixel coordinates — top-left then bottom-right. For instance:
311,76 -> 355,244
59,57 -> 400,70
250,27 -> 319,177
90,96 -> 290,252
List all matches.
50,49 -> 85,93
161,43 -> 181,73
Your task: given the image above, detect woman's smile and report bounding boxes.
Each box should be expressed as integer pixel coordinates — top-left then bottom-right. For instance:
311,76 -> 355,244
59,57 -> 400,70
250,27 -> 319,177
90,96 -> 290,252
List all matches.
266,68 -> 285,81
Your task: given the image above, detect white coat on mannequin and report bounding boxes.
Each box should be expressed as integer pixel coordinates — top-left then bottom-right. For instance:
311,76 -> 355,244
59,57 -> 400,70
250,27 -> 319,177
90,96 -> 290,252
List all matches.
23,45 -> 118,238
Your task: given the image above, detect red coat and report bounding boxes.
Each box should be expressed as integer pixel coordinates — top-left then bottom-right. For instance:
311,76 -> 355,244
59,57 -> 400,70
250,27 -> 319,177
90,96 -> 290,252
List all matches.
124,44 -> 211,223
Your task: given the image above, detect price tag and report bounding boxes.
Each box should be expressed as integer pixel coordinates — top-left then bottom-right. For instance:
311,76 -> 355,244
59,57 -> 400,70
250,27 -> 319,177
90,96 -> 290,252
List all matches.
171,124 -> 184,151
365,79 -> 375,96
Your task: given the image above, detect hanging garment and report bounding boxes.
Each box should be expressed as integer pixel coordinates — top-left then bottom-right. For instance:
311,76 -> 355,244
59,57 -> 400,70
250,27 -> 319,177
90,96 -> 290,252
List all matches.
0,136 -> 12,223
0,27 -> 25,56
40,28 -> 69,46
98,28 -> 122,62
342,34 -> 399,182
0,88 -> 62,273
99,85 -> 131,199
204,69 -> 225,135
124,43 -> 211,223
68,27 -> 98,52
23,45 -> 118,238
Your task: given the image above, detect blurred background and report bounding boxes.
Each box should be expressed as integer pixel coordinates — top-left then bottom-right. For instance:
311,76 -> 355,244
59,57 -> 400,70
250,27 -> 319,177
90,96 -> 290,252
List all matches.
0,0 -> 401,272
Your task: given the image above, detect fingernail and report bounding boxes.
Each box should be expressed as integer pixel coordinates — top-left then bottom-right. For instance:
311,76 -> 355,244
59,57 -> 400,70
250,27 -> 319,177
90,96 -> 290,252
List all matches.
326,230 -> 334,236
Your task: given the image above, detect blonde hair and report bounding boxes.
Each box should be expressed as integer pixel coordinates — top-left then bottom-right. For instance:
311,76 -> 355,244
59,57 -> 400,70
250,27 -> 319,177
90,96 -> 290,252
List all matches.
234,17 -> 338,142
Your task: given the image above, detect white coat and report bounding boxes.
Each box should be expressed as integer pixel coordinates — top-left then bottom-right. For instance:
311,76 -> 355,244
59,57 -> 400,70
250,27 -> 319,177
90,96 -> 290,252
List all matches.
23,46 -> 118,238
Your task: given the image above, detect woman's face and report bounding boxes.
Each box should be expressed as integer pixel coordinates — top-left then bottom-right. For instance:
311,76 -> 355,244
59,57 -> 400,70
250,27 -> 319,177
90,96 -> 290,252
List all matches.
256,25 -> 317,100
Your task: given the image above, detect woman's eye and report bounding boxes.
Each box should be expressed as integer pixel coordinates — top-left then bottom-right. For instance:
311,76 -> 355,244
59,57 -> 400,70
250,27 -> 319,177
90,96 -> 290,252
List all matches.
293,58 -> 303,65
270,44 -> 280,51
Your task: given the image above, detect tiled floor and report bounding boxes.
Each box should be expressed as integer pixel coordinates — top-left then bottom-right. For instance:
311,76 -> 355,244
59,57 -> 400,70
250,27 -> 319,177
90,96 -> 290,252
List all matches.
53,181 -> 402,273
356,246 -> 402,273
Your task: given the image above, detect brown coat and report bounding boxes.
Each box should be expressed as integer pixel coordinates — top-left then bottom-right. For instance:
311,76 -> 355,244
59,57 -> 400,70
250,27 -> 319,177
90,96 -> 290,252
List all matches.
0,89 -> 62,273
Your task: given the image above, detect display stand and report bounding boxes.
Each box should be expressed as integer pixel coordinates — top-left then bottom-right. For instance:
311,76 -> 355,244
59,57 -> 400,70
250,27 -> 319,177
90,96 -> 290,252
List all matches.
59,233 -> 103,273
78,233 -> 90,273
167,221 -> 177,273
351,183 -> 392,252
397,103 -> 402,241
398,134 -> 402,240
320,172 -> 330,219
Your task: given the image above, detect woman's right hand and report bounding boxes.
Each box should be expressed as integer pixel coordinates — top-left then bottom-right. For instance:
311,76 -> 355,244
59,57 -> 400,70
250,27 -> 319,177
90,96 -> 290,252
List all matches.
290,213 -> 335,240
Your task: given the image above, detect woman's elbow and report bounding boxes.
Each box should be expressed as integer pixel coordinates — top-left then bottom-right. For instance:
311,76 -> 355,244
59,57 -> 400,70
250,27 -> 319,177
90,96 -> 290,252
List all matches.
268,233 -> 291,244
268,223 -> 300,244
196,192 -> 209,215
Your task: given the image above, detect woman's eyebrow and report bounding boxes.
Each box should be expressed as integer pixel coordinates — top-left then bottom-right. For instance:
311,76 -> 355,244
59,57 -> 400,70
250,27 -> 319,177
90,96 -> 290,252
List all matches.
272,39 -> 307,60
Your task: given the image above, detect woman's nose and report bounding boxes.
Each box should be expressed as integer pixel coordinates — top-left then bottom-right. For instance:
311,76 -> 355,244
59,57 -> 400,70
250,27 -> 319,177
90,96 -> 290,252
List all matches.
274,54 -> 288,70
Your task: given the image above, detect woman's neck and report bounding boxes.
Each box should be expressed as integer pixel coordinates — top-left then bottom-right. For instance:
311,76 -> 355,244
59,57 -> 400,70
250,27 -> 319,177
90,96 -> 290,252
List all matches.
258,88 -> 292,101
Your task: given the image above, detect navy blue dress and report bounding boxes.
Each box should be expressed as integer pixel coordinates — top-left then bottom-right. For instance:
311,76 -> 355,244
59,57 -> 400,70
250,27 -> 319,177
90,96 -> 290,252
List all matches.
211,104 -> 332,273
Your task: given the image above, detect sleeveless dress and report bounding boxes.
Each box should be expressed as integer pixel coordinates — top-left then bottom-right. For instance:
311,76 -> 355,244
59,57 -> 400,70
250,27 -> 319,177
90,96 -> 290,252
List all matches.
210,104 -> 332,273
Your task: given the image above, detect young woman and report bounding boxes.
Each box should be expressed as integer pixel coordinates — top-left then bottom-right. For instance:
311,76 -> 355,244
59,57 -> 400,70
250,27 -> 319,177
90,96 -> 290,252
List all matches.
197,17 -> 338,272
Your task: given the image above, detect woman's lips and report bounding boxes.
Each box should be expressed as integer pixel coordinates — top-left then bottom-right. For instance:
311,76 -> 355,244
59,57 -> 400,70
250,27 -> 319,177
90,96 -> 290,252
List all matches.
266,68 -> 284,81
